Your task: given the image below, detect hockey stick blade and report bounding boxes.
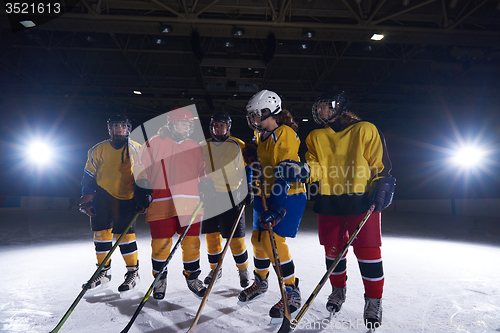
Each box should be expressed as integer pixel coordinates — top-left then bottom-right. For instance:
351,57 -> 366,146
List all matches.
277,316 -> 292,333
288,204 -> 376,331
186,203 -> 246,333
121,202 -> 203,333
50,211 -> 141,333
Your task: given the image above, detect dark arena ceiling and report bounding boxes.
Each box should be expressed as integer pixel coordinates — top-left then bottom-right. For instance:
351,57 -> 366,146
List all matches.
2,0 -> 500,121
1,0 -> 500,199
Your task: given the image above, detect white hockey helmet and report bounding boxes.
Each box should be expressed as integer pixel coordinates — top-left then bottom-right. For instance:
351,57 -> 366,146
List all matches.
246,89 -> 282,130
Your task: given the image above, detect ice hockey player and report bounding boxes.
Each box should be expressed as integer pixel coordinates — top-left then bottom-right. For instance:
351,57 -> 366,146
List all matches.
79,114 -> 142,293
134,107 -> 212,299
239,90 -> 308,319
200,111 -> 253,288
304,90 -> 396,329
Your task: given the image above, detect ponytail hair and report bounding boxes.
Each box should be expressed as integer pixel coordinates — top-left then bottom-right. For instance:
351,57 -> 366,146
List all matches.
336,111 -> 361,131
273,109 -> 298,132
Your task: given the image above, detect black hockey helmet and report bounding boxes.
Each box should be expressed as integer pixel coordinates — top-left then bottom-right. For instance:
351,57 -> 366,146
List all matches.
312,90 -> 349,125
210,111 -> 232,141
107,114 -> 132,140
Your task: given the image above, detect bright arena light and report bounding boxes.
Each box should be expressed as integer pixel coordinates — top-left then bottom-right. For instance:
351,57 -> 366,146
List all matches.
452,145 -> 485,167
28,141 -> 52,165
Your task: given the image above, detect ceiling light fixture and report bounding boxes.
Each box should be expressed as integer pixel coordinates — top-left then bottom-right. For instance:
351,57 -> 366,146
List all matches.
302,29 -> 315,38
155,38 -> 166,45
232,27 -> 245,36
160,24 -> 173,34
133,90 -> 142,95
371,33 -> 384,41
20,20 -> 36,28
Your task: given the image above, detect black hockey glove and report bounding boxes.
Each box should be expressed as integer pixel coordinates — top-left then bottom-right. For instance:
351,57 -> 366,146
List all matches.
259,204 -> 286,229
242,143 -> 258,166
79,194 -> 96,217
243,166 -> 254,205
134,179 -> 153,209
273,159 -> 311,183
244,182 -> 254,205
370,177 -> 396,212
198,177 -> 216,204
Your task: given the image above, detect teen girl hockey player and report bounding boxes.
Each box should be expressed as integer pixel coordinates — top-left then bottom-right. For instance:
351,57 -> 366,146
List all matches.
134,107 -> 213,299
200,111 -> 252,288
304,90 -> 396,329
239,90 -> 308,319
80,114 -> 142,293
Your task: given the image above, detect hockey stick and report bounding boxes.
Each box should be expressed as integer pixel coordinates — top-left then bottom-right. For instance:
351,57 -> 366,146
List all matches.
286,204 -> 376,331
50,210 -> 141,333
120,201 -> 203,333
186,203 -> 246,333
253,160 -> 292,333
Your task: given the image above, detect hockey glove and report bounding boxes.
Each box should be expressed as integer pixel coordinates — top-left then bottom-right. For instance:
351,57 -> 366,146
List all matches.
242,143 -> 258,166
273,159 -> 311,183
198,177 -> 216,204
370,177 -> 396,212
79,194 -> 96,217
259,204 -> 286,229
244,166 -> 254,205
134,178 -> 153,209
244,183 -> 254,206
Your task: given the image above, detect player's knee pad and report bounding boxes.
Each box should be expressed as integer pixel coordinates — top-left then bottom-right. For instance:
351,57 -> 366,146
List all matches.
119,233 -> 136,244
151,238 -> 173,260
354,247 -> 381,260
94,229 -> 113,242
181,236 -> 201,260
206,232 -> 222,253
229,237 -> 246,255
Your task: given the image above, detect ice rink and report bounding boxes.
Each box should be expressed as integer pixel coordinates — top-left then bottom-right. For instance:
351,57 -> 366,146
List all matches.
1,204 -> 499,333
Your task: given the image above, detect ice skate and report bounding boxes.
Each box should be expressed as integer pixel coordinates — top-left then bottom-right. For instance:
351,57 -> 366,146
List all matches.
269,278 -> 301,319
118,262 -> 140,293
203,268 -> 222,285
326,286 -> 346,314
83,263 -> 111,292
238,272 -> 268,302
183,270 -> 207,297
153,271 -> 167,300
363,294 -> 382,330
238,267 -> 250,288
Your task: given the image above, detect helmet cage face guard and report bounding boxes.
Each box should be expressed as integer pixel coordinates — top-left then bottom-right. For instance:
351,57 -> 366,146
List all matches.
246,108 -> 272,131
108,119 -> 132,140
210,120 -> 230,141
312,98 -> 345,125
168,119 -> 194,140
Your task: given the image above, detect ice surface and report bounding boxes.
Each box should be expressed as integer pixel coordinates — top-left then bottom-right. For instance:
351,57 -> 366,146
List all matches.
1,207 -> 499,332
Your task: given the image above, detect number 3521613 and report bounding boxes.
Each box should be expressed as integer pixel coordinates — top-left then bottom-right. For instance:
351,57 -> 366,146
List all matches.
5,2 -> 61,14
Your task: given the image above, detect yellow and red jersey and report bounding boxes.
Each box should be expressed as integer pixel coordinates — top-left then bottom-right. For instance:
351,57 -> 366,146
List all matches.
305,121 -> 392,215
137,134 -> 205,222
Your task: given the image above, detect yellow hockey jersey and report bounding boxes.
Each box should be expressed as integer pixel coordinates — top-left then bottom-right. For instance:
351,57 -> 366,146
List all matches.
84,139 -> 141,200
255,125 -> 306,198
305,121 -> 392,215
201,136 -> 246,193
